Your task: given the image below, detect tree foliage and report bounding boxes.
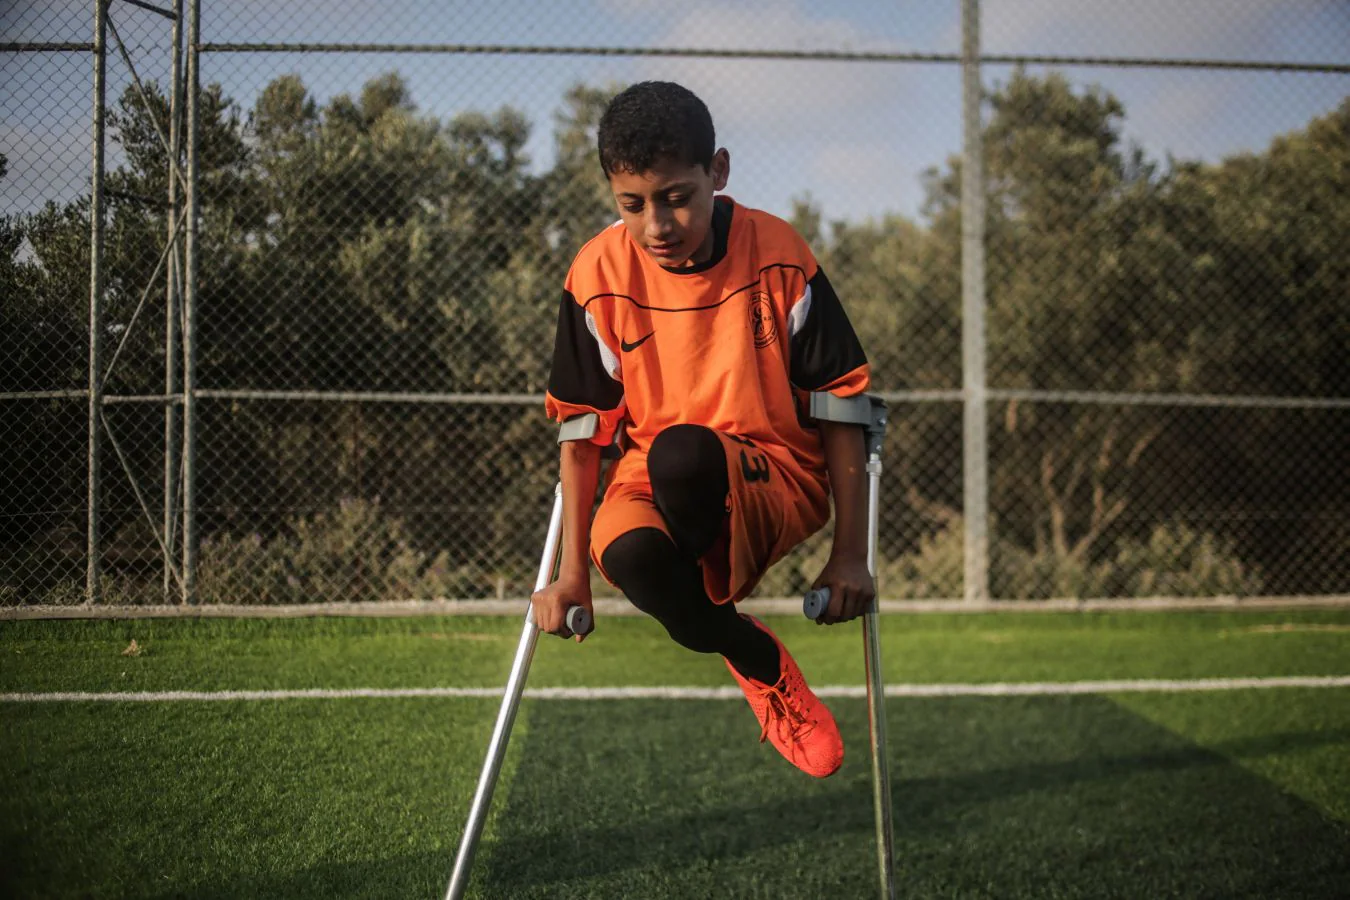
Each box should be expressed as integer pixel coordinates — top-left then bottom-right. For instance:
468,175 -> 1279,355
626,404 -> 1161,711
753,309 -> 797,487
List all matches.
2,70 -> 1344,602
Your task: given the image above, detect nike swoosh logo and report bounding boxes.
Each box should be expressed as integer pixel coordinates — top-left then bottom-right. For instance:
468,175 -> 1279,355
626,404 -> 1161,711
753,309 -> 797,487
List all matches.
621,332 -> 655,352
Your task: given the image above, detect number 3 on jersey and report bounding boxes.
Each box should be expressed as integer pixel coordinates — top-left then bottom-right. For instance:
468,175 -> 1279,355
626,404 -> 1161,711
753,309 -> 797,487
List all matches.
728,435 -> 771,484
741,451 -> 771,483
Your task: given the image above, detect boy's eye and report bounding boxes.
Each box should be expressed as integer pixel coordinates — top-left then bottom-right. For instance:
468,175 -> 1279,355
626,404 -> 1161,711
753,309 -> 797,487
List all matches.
666,194 -> 689,207
621,202 -> 643,214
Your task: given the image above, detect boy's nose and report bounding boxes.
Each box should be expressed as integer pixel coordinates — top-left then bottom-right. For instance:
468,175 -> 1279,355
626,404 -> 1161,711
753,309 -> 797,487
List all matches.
646,209 -> 675,240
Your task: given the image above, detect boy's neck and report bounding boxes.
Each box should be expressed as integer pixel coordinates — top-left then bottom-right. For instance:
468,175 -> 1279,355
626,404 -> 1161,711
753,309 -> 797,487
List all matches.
661,197 -> 732,274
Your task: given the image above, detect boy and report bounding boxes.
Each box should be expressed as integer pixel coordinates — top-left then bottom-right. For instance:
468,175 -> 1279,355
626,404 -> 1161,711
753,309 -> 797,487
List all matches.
532,81 -> 874,778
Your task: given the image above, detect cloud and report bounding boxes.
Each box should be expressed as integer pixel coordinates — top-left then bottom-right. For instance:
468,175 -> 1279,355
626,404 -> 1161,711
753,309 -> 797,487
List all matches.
809,140 -> 925,221
597,0 -> 896,49
0,121 -> 92,214
980,0 -> 1347,62
653,2 -> 901,53
623,0 -> 911,141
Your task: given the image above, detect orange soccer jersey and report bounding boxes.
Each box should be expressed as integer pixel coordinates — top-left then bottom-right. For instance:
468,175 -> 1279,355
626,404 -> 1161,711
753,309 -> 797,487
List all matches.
545,196 -> 870,602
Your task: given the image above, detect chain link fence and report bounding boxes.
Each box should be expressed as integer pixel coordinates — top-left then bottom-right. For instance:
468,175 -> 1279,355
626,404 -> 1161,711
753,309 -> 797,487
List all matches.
3,0 -> 1347,606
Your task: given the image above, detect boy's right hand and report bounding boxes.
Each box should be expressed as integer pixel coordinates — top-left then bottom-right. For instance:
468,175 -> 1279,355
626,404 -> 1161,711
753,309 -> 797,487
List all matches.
530,575 -> 593,643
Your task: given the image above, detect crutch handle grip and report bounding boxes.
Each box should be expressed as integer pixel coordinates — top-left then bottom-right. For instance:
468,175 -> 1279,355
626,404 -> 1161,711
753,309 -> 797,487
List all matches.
803,587 -> 831,621
565,605 -> 594,637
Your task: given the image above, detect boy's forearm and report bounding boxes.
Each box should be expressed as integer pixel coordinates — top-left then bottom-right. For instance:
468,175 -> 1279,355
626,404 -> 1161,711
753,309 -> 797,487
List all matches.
820,420 -> 868,561
557,440 -> 603,582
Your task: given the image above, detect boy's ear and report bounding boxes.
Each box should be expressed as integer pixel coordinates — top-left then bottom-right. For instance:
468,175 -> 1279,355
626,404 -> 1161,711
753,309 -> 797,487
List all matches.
711,148 -> 730,191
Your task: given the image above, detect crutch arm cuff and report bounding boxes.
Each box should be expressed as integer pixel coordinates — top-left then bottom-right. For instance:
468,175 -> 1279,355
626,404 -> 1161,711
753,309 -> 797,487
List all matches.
557,413 -> 600,444
807,392 -> 873,426
807,392 -> 888,454
558,413 -> 627,459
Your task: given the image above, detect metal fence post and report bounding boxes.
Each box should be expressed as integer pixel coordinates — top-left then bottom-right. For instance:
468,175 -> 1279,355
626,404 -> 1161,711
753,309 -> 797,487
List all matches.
961,0 -> 990,603
164,0 -> 185,602
181,0 -> 201,604
87,0 -> 108,605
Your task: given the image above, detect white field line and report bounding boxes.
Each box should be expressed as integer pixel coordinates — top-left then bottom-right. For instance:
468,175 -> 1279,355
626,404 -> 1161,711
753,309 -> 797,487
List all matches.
4,676 -> 1350,704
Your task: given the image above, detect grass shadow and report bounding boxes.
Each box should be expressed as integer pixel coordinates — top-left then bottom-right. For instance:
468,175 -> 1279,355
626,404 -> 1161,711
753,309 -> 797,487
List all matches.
145,851 -> 448,900
474,695 -> 1350,899
14,695 -> 1343,899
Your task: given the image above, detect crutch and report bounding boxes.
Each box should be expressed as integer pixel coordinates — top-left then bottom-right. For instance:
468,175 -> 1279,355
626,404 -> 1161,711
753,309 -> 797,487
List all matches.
801,392 -> 895,900
444,415 -> 600,900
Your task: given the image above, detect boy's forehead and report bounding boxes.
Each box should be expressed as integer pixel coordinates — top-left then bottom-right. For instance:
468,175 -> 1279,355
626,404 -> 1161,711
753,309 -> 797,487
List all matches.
609,157 -> 706,193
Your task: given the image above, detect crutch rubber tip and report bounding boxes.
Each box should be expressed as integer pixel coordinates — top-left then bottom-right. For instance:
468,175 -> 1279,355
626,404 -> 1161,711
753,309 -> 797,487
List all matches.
803,587 -> 831,621
565,605 -> 594,636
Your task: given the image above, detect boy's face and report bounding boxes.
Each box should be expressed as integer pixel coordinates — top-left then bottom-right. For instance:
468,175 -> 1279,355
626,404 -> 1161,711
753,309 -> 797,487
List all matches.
608,149 -> 730,268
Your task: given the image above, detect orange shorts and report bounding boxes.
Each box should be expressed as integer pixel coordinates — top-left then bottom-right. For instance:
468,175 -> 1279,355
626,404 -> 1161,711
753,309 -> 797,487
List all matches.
589,431 -> 828,605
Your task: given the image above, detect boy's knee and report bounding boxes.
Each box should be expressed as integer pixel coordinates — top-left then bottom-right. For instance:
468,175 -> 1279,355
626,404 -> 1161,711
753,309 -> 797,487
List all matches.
648,424 -> 725,488
647,425 -> 729,558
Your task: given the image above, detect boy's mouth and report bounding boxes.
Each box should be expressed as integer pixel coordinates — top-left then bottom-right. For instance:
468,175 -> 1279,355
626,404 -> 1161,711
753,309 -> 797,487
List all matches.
647,240 -> 683,259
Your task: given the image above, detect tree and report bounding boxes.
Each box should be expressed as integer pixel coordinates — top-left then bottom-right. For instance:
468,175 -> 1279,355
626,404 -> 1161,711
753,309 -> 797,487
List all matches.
7,68 -> 1344,603
832,71 -> 1346,596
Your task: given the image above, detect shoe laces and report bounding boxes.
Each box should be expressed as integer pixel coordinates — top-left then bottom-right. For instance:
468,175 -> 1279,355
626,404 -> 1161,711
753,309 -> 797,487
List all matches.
753,679 -> 816,745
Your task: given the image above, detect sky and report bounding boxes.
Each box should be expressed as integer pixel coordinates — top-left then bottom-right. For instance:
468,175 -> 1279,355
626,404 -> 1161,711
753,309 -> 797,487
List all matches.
2,0 -> 1348,224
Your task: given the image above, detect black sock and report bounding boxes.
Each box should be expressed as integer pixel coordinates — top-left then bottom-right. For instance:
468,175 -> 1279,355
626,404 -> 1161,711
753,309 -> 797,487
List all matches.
601,528 -> 781,684
723,619 -> 782,685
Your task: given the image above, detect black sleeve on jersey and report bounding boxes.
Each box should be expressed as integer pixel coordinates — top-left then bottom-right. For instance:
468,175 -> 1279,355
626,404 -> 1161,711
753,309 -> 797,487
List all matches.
547,290 -> 625,410
789,267 -> 869,391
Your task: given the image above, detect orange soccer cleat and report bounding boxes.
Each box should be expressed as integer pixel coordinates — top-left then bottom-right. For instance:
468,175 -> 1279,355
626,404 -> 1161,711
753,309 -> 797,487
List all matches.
726,615 -> 844,778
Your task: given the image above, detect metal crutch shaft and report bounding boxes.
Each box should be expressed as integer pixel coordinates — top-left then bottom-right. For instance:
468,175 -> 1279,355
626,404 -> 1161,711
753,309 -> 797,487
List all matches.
445,483 -> 568,900
800,393 -> 895,900
862,448 -> 896,899
799,453 -> 895,899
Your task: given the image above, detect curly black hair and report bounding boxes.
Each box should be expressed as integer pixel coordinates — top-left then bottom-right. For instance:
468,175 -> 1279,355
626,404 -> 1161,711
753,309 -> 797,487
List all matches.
597,81 -> 715,176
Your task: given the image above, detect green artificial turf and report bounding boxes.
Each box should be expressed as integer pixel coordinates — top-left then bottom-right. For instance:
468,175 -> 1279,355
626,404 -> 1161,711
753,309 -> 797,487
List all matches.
2,610 -> 1348,898
4,608 -> 1350,693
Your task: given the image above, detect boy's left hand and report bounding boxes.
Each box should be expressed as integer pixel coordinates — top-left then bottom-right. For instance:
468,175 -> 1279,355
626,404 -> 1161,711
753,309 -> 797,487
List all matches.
812,553 -> 875,624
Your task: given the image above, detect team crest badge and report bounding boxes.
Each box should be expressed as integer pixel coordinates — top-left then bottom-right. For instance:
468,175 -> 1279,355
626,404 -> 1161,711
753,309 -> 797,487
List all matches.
749,293 -> 778,349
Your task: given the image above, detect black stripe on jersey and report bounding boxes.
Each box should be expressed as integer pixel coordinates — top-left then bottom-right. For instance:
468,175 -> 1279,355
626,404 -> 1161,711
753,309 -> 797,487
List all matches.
789,267 -> 868,391
582,264 -> 808,313
547,290 -> 624,410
